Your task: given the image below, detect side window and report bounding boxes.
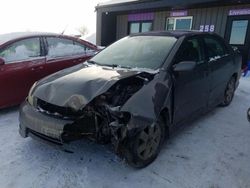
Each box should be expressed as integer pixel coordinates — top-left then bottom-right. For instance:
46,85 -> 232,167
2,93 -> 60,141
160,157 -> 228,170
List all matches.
73,42 -> 96,55
204,37 -> 228,61
0,38 -> 40,63
46,37 -> 94,57
175,38 -> 203,63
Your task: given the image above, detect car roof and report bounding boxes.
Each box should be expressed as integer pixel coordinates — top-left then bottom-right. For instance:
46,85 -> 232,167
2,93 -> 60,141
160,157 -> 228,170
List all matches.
130,30 -> 212,38
0,32 -> 98,49
0,32 -> 69,46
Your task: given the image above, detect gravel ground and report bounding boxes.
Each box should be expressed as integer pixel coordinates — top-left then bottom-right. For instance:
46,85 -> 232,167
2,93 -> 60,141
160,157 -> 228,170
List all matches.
0,77 -> 249,188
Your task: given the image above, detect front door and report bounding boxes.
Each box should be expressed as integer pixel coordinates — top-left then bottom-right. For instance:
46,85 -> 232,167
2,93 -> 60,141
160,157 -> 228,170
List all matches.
0,37 -> 45,108
173,36 -> 209,124
225,15 -> 250,68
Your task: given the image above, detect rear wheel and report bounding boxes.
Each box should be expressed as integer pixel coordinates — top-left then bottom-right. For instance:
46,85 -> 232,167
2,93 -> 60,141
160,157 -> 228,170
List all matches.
220,76 -> 236,107
124,118 -> 166,168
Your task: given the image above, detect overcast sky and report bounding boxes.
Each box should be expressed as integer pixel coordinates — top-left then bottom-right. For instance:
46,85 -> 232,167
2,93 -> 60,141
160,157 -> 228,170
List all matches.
0,0 -> 109,36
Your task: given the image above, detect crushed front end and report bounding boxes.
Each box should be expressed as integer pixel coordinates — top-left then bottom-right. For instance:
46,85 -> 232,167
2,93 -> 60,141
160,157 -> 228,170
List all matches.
19,71 -> 156,153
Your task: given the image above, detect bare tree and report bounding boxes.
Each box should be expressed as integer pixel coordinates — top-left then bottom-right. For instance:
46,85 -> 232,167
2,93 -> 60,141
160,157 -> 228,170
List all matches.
77,25 -> 89,37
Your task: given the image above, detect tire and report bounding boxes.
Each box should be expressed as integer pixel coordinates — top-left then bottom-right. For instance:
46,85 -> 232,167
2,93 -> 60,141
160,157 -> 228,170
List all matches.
124,117 -> 166,168
220,76 -> 236,107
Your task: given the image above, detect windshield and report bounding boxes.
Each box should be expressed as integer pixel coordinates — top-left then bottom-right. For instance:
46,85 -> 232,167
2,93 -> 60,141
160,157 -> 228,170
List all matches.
90,36 -> 177,70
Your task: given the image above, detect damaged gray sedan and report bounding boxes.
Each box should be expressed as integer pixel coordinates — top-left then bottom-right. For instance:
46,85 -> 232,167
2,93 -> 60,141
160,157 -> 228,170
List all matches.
19,31 -> 241,168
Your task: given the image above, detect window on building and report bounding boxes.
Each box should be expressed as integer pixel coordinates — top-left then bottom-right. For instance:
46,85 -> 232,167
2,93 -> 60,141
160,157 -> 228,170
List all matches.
0,37 -> 41,63
166,16 -> 193,31
129,21 -> 153,34
130,23 -> 140,34
141,22 -> 152,32
229,20 -> 248,45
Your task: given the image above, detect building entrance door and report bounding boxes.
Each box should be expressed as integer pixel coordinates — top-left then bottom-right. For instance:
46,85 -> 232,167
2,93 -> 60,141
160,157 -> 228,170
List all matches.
225,15 -> 250,68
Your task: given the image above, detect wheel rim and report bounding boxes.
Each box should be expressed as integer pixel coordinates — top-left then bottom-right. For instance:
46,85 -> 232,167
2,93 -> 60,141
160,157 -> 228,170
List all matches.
225,79 -> 235,103
136,124 -> 161,160
247,108 -> 250,122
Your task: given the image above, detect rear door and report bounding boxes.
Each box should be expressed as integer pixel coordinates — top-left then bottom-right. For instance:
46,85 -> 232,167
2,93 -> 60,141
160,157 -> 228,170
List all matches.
44,37 -> 95,75
0,37 -> 45,107
173,36 -> 209,124
203,35 -> 234,107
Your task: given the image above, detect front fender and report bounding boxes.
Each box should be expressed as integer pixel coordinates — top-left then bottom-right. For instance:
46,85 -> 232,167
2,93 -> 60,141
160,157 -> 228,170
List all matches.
121,71 -> 172,126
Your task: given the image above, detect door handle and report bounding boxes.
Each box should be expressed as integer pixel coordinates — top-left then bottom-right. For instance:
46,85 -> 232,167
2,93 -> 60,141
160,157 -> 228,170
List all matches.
31,66 -> 44,71
73,59 -> 84,63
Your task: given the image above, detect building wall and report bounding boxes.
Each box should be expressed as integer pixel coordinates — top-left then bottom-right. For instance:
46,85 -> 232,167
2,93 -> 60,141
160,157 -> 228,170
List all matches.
116,4 -> 250,40
96,11 -> 102,45
116,15 -> 128,40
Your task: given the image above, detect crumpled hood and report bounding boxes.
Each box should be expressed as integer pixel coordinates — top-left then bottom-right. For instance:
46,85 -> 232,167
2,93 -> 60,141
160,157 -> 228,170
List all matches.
33,64 -> 142,109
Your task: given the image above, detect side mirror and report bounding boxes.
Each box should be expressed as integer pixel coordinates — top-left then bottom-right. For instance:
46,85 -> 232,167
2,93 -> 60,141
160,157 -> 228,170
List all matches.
0,57 -> 5,66
231,45 -> 240,53
97,46 -> 105,50
173,61 -> 196,72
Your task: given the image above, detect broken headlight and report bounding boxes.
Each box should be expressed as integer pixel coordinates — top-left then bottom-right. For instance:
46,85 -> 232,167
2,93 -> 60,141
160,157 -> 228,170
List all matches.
28,82 -> 37,106
66,95 -> 87,111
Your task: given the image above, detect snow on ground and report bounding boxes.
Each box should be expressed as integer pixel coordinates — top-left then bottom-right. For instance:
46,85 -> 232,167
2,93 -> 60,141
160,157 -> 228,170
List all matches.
0,77 -> 250,188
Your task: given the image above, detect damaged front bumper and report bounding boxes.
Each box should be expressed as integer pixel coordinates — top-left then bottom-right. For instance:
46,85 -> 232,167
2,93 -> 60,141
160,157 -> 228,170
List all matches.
19,100 -> 155,154
19,101 -> 74,145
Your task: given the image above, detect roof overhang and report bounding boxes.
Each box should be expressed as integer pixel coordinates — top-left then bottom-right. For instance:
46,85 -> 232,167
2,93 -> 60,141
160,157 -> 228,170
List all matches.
96,0 -> 250,13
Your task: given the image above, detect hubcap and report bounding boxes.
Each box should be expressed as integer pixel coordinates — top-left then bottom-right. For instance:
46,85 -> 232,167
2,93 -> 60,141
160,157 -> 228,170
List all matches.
136,124 -> 161,160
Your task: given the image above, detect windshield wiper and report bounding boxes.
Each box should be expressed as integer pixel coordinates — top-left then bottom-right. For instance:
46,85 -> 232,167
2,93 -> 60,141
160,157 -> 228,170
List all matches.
87,61 -> 114,67
87,61 -> 131,69
87,60 -> 98,65
119,65 -> 132,69
102,64 -> 132,69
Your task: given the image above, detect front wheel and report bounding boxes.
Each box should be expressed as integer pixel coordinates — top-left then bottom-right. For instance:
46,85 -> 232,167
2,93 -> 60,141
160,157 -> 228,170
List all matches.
220,76 -> 236,107
124,118 -> 166,168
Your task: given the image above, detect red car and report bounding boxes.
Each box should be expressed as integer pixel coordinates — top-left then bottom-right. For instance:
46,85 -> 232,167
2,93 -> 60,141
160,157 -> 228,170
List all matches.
0,32 -> 98,109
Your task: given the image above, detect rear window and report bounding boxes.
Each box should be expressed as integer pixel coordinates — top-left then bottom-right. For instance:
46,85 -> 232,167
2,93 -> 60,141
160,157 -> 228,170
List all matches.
204,36 -> 229,61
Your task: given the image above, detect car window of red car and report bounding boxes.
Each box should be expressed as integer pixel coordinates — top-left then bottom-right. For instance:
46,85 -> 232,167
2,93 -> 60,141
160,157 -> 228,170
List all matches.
46,37 -> 94,58
73,42 -> 96,55
0,37 -> 41,64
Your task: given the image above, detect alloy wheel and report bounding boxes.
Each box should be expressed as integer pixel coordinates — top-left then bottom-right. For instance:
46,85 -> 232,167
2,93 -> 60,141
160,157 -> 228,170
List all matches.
135,124 -> 161,160
225,78 -> 235,104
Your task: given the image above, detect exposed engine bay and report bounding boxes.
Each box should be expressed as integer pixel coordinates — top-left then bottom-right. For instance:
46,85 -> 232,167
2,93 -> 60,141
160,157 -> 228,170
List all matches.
35,72 -> 155,151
